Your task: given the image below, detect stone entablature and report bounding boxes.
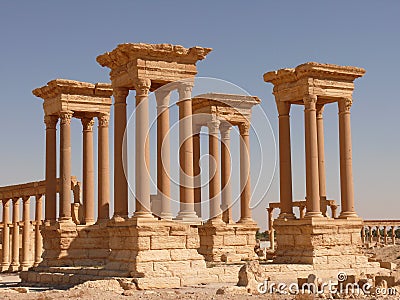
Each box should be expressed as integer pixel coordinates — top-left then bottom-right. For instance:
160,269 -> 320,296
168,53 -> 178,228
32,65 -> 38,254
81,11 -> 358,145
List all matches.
33,79 -> 112,117
96,43 -> 212,89
263,62 -> 365,105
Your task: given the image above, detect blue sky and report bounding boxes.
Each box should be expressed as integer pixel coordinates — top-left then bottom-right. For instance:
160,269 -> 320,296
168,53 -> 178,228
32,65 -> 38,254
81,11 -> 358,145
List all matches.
0,1 -> 399,229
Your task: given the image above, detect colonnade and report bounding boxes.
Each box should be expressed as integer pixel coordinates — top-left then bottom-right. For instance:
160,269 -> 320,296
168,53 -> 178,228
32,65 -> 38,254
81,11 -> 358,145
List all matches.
362,221 -> 400,246
44,112 -> 110,224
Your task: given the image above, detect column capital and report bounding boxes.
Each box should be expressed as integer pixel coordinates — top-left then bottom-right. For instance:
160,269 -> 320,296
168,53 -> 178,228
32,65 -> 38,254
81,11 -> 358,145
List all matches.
338,97 -> 353,113
44,115 -> 58,129
316,104 -> 325,118
155,88 -> 171,109
207,119 -> 220,136
113,87 -> 129,103
276,100 -> 291,116
219,122 -> 232,140
98,113 -> 110,127
239,122 -> 250,136
21,196 -> 30,202
81,117 -> 95,131
177,81 -> 194,101
303,94 -> 318,109
59,111 -> 73,125
134,78 -> 151,97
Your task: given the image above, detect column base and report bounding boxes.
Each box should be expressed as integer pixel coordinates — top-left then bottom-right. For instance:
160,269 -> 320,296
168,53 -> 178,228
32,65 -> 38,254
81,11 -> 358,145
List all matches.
159,212 -> 173,220
175,211 -> 202,225
9,264 -> 20,272
19,264 -> 31,272
339,211 -> 359,219
237,217 -> 257,225
278,212 -> 296,220
304,211 -> 324,218
0,264 -> 10,272
132,211 -> 155,219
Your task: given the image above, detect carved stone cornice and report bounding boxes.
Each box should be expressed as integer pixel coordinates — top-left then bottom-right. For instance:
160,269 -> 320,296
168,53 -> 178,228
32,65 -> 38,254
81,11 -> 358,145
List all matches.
239,122 -> 250,136
59,111 -> 73,125
44,115 -> 58,129
134,78 -> 151,97
81,117 -> 95,131
98,113 -> 110,127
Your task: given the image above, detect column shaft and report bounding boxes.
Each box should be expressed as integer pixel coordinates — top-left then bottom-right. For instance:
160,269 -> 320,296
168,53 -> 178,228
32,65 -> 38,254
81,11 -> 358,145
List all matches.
59,111 -> 73,220
1,199 -> 11,270
316,104 -> 327,216
220,123 -> 233,223
82,117 -> 95,224
338,98 -> 357,218
34,195 -> 43,266
10,198 -> 20,271
156,90 -> 172,220
134,79 -> 153,218
44,115 -> 58,221
303,95 -> 322,217
193,126 -> 202,218
239,122 -> 253,222
276,101 -> 295,219
21,196 -> 31,270
98,113 -> 110,221
113,88 -> 129,218
208,119 -> 222,221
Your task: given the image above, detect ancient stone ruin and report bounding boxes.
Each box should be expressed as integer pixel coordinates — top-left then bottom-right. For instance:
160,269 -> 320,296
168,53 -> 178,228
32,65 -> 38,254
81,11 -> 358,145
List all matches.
0,43 -> 398,292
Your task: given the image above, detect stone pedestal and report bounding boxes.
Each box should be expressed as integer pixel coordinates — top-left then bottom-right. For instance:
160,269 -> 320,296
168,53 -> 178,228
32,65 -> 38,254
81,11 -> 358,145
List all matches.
198,222 -> 258,262
273,217 -> 367,268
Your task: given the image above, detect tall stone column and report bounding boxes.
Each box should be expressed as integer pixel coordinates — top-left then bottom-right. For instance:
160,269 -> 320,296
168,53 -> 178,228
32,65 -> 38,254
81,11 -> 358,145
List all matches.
220,122 -> 233,223
392,227 -> 396,245
133,78 -> 153,218
44,115 -> 58,221
82,117 -> 95,224
193,125 -> 202,218
316,104 -> 328,216
155,89 -> 172,220
113,88 -> 129,219
338,97 -> 358,218
207,119 -> 222,222
276,101 -> 295,219
267,207 -> 274,231
384,226 -> 388,245
175,81 -> 200,223
21,196 -> 31,270
238,122 -> 253,223
34,194 -> 43,266
59,111 -> 73,221
98,113 -> 110,221
303,95 -> 323,218
10,197 -> 20,271
1,199 -> 11,271
369,226 -> 373,243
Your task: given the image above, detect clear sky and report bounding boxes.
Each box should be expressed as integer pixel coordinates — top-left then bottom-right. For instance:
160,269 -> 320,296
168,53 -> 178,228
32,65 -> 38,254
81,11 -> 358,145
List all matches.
0,1 -> 399,230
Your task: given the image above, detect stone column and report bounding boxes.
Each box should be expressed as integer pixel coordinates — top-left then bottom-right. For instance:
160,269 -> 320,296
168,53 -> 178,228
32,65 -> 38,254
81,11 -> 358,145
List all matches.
368,226 -> 373,243
384,226 -> 388,245
10,197 -> 20,271
207,119 -> 222,222
34,194 -> 43,266
392,227 -> 396,245
267,207 -> 274,231
133,78 -> 153,218
20,196 -> 31,270
1,199 -> 11,271
270,229 -> 275,250
155,89 -> 172,220
175,82 -> 200,223
338,97 -> 358,218
299,204 -> 306,219
276,101 -> 295,219
193,125 -> 202,218
59,111 -> 73,221
98,113 -> 110,221
44,115 -> 58,221
82,117 -> 95,224
376,227 -> 381,244
220,122 -> 233,224
316,104 -> 328,216
303,95 -> 323,218
361,227 -> 366,245
238,122 -> 253,223
113,88 -> 129,219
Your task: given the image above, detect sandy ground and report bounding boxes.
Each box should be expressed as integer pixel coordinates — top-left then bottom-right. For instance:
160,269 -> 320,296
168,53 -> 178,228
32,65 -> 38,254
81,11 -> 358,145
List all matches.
0,246 -> 398,299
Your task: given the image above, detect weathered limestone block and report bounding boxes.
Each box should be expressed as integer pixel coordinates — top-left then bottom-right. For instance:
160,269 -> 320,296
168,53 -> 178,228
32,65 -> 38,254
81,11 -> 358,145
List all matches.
170,249 -> 203,261
223,234 -> 247,246
135,250 -> 171,262
150,235 -> 186,249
